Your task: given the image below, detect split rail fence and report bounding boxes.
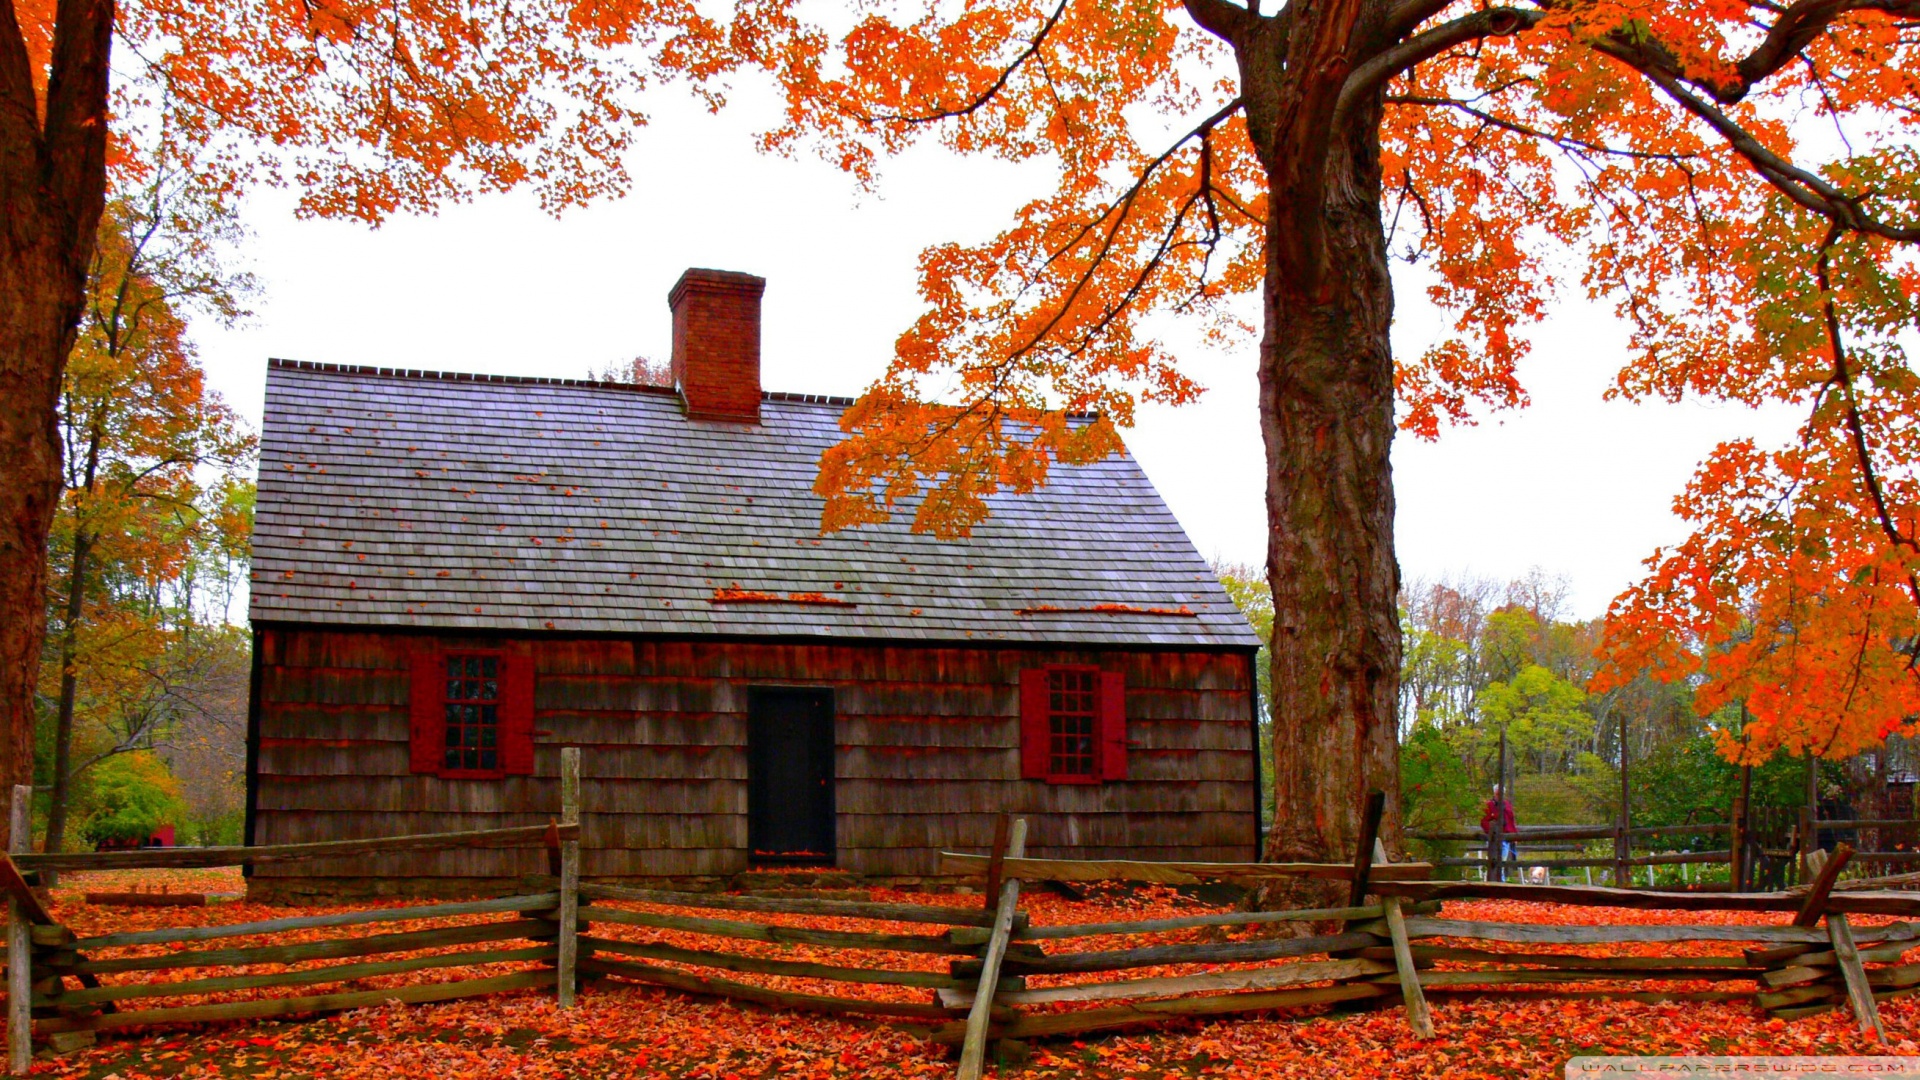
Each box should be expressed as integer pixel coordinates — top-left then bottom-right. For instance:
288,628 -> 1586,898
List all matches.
10,774 -> 1920,1078
922,794 -> 1920,1079
0,748 -> 589,1073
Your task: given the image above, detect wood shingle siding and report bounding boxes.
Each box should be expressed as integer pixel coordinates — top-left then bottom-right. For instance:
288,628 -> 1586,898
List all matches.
250,629 -> 1257,891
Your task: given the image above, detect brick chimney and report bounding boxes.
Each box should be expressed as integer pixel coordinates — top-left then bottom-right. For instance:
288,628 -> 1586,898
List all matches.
668,268 -> 765,424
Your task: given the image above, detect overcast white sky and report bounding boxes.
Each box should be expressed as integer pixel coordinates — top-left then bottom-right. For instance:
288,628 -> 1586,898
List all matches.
191,85 -> 1803,621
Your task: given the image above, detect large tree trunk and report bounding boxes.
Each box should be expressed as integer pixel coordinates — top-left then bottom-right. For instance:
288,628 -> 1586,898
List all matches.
1232,3 -> 1404,892
0,247 -> 78,836
0,0 -> 116,847
1259,179 -> 1403,873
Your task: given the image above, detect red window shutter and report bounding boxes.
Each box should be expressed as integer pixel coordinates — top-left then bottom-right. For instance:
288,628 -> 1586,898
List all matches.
499,651 -> 536,776
1097,670 -> 1128,781
408,648 -> 442,775
1018,668 -> 1049,780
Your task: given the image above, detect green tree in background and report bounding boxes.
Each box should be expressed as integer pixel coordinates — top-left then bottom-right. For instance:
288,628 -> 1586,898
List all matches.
1399,571 -> 1675,832
78,751 -> 186,848
1401,723 -> 1477,836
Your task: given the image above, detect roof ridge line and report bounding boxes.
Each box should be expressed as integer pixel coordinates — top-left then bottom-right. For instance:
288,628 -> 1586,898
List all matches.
264,357 -> 1099,419
266,357 -> 683,396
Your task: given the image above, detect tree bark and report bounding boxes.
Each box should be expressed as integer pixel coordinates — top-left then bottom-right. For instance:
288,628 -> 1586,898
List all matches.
0,0 -> 116,847
0,245 -> 78,842
1223,0 -> 1404,900
1259,173 -> 1403,876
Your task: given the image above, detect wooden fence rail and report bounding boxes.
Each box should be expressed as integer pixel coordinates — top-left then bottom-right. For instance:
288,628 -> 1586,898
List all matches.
12,781 -> 1920,1074
1412,815 -> 1920,889
575,876 -> 1020,1028
3,749 -> 589,1071
13,823 -> 581,873
916,801 -> 1920,1053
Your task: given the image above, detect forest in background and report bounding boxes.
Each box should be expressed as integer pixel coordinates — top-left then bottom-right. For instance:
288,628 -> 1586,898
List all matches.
29,135 -> 256,860
1216,562 -> 1913,859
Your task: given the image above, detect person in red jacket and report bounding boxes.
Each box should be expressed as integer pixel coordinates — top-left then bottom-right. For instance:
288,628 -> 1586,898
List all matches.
1480,784 -> 1517,881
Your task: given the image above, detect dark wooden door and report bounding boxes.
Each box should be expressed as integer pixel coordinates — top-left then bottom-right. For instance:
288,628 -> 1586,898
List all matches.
747,687 -> 836,864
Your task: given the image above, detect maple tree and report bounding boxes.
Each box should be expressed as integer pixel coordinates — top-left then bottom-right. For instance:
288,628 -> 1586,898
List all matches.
692,0 -> 1920,876
0,0 -> 744,828
8,0 -> 1915,877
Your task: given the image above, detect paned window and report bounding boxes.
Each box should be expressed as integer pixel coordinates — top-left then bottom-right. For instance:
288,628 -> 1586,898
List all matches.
408,646 -> 534,778
442,654 -> 500,772
1045,668 -> 1099,778
1019,666 -> 1127,783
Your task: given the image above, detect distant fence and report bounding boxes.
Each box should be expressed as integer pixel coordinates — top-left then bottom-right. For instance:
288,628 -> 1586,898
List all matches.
1750,809 -> 1920,886
1411,813 -> 1920,889
1409,822 -> 1734,886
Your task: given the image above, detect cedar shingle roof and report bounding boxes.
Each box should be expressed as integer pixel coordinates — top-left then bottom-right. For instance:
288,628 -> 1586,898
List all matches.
249,360 -> 1261,649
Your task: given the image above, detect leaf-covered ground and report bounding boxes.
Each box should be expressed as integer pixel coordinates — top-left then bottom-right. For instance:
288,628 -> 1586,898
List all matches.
22,869 -> 1917,1079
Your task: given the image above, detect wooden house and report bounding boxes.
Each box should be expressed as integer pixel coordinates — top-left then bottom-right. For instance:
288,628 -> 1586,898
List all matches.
245,268 -> 1263,900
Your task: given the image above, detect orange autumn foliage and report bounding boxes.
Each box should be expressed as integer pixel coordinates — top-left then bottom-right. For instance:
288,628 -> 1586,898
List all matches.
1,0 -> 816,798
11,0 -> 745,219
717,0 -> 1920,770
9,0 -> 1917,791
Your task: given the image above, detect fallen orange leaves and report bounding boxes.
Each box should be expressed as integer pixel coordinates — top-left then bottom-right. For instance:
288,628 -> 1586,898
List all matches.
18,873 -> 1920,1079
710,588 -> 857,607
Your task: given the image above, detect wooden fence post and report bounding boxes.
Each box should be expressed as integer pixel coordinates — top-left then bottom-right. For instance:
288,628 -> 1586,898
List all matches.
557,748 -> 580,1009
1826,911 -> 1886,1042
1729,793 -> 1747,892
9,785 -> 32,1075
958,817 -> 1026,1080
1798,805 -> 1817,883
1485,818 -> 1503,884
1347,792 -> 1386,908
1734,763 -> 1753,890
982,814 -> 1010,912
1374,838 -> 1432,1038
1793,844 -> 1850,928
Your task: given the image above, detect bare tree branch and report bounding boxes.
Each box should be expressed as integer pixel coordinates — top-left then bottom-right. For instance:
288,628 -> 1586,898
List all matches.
867,0 -> 1071,124
0,3 -> 42,183
1812,231 -> 1920,568
1333,7 -> 1542,129
1634,67 -> 1920,242
1009,97 -> 1246,365
1385,0 -> 1463,39
1387,94 -> 1700,162
43,0 -> 114,238
1735,0 -> 1920,94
